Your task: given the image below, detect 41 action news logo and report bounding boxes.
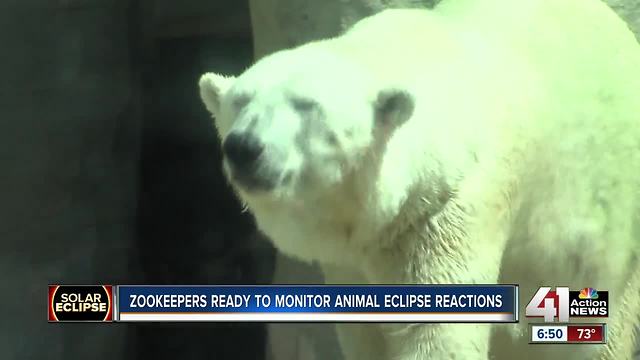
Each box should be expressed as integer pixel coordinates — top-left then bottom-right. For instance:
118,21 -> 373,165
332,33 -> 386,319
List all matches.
525,287 -> 608,322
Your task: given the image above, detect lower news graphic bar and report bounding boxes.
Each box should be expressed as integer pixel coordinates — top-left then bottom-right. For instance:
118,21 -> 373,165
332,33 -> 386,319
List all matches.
115,284 -> 518,323
48,284 -> 519,323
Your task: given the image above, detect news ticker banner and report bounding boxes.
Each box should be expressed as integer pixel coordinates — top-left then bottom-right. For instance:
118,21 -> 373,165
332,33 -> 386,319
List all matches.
48,284 -> 518,323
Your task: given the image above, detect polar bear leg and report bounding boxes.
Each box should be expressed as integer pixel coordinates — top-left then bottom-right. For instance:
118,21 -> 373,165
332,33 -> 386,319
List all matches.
321,264 -> 388,360
496,189 -> 638,360
379,231 -> 506,358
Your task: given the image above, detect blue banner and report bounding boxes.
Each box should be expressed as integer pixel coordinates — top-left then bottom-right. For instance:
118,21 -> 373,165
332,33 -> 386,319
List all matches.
115,285 -> 518,323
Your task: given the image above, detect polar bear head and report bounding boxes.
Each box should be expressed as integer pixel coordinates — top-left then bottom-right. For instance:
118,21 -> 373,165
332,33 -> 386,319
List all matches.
199,45 -> 414,205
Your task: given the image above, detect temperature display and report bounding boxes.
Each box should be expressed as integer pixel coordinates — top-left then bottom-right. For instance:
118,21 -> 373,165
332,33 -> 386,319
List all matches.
567,325 -> 605,343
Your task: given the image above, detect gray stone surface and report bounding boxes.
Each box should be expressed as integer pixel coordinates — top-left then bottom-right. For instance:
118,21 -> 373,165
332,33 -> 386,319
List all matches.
134,34 -> 273,360
0,1 -> 269,359
0,1 -> 140,359
144,0 -> 252,38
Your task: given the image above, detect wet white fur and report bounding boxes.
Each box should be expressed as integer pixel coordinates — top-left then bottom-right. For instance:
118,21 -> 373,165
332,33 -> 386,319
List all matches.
199,0 -> 640,358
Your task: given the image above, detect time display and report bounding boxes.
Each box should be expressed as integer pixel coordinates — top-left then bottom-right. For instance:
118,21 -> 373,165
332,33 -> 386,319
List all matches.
531,325 -> 568,342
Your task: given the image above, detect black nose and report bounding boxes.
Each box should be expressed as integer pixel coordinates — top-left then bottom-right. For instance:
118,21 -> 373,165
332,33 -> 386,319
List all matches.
222,132 -> 264,170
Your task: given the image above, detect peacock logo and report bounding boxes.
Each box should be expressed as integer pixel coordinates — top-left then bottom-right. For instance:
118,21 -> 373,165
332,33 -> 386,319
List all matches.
578,288 -> 598,299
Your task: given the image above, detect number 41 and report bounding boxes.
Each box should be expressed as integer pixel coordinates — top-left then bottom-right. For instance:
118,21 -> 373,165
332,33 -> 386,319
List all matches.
525,287 -> 570,322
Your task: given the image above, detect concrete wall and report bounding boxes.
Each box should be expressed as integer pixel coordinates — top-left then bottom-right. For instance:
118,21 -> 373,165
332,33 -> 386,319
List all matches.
134,34 -> 272,360
0,1 -> 140,358
0,1 -> 269,359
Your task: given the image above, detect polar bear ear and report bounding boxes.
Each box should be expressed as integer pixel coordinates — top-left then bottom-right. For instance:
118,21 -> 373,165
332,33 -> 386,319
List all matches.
199,72 -> 236,117
374,88 -> 415,131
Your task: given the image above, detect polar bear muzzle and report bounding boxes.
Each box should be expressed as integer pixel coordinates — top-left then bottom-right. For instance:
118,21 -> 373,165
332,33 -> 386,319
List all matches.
222,131 -> 277,192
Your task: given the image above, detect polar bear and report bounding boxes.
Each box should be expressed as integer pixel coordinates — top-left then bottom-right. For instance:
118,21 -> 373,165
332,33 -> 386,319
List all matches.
198,0 -> 640,359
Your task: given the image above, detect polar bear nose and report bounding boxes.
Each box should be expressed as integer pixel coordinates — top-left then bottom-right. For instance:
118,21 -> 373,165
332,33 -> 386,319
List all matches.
223,132 -> 264,170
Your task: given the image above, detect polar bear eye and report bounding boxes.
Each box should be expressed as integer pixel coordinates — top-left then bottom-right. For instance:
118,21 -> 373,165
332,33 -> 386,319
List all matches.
325,132 -> 339,146
291,97 -> 318,112
232,95 -> 251,110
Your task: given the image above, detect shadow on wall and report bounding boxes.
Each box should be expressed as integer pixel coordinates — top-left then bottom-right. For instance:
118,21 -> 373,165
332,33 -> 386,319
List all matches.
134,35 -> 276,359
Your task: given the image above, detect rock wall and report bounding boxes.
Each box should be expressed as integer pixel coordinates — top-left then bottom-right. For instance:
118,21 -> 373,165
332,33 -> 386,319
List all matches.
134,34 -> 273,360
0,1 -> 270,359
0,1 -> 141,359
